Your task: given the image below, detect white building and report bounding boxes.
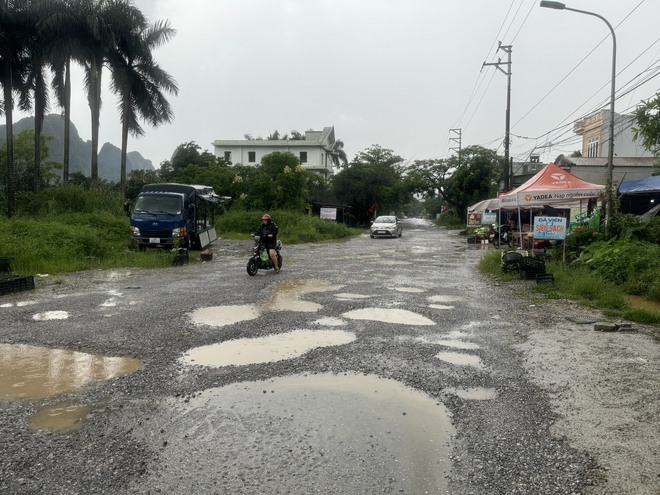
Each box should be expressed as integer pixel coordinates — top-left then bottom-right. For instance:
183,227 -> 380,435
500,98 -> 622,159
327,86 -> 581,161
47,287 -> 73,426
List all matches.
212,126 -> 340,179
573,109 -> 652,159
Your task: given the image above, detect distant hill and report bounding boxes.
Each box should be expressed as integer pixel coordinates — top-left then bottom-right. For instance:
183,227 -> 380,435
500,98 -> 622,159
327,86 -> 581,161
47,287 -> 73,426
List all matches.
0,114 -> 154,182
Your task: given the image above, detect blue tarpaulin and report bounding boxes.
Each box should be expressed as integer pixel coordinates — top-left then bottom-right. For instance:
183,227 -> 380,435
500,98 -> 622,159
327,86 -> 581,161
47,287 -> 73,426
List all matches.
618,175 -> 660,194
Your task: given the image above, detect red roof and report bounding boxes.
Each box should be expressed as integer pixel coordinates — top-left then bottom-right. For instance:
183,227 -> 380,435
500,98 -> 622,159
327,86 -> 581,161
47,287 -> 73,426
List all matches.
500,163 -> 605,206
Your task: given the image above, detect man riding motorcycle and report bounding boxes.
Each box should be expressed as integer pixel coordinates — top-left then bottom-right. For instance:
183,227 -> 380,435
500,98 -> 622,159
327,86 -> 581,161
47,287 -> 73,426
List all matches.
254,214 -> 280,273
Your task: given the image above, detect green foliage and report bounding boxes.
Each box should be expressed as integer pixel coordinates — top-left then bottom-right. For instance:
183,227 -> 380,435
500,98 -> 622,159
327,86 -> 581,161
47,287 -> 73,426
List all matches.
576,238 -> 660,287
633,91 -> 660,156
434,211 -> 463,228
216,209 -> 360,243
561,227 -> 604,262
331,145 -> 411,225
408,145 -> 501,222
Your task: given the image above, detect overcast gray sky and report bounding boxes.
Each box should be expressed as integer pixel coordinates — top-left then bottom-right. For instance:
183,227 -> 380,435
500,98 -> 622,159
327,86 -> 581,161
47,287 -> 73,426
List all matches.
19,0 -> 660,168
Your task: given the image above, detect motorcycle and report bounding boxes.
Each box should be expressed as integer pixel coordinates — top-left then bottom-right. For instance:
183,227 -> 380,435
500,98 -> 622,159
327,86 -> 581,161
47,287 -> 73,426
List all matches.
246,235 -> 283,276
492,224 -> 512,248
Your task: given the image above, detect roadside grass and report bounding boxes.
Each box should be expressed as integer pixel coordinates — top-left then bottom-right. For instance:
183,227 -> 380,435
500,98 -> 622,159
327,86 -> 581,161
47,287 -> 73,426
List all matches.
216,209 -> 363,243
478,249 -> 660,326
0,201 -> 362,276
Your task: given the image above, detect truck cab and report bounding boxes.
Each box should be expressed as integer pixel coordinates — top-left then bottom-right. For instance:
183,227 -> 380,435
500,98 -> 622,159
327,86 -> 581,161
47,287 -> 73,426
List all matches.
129,183 -> 230,251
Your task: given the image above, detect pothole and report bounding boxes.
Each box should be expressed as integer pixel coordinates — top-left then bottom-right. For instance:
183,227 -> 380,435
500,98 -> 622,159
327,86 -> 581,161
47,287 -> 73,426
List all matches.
0,343 -> 141,401
189,304 -> 261,327
266,279 -> 343,312
435,351 -> 483,369
343,308 -> 435,326
180,329 -> 356,367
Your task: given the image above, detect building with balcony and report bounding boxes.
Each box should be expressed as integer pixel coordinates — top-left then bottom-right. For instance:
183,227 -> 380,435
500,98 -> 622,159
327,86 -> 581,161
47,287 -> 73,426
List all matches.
212,126 -> 340,179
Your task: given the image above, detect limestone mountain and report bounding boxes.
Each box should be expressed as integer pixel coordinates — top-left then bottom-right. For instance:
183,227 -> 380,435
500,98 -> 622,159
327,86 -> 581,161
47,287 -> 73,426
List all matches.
0,114 -> 154,182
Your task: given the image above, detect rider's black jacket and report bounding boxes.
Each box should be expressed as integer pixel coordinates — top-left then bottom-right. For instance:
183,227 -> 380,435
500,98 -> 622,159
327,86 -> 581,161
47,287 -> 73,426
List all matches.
255,222 -> 279,247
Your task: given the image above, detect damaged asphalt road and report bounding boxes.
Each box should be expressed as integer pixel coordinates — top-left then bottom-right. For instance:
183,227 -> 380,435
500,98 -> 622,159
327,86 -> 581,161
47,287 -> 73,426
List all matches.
1,218 -> 658,494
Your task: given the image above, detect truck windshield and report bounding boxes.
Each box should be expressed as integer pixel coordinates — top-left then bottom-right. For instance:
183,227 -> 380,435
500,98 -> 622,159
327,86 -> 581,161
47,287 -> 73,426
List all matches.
133,195 -> 182,215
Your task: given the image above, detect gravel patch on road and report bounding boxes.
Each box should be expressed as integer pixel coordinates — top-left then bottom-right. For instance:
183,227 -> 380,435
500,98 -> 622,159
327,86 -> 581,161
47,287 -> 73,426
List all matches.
512,293 -> 660,495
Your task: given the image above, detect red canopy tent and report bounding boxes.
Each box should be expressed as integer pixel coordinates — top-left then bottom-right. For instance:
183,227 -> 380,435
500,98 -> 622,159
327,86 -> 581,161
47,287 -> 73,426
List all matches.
500,162 -> 605,207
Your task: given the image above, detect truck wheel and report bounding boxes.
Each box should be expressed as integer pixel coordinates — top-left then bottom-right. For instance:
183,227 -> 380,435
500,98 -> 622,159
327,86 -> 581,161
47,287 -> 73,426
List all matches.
247,259 -> 258,276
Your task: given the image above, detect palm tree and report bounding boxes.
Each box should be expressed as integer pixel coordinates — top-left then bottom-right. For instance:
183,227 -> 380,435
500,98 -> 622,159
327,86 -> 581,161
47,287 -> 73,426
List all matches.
41,0 -> 83,185
108,18 -> 178,198
67,0 -> 143,183
0,0 -> 32,217
328,139 -> 348,168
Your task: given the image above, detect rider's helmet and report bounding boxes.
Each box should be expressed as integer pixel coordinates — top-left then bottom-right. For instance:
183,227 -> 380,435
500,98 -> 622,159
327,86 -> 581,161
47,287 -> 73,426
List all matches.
261,214 -> 271,220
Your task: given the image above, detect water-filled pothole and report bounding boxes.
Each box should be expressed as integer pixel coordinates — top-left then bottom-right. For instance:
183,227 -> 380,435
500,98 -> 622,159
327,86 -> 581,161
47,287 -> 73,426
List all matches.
343,308 -> 435,326
428,295 -> 465,303
435,351 -> 483,369
0,343 -> 141,401
180,329 -> 356,367
266,279 -> 343,312
145,373 -> 454,493
29,402 -> 92,432
32,310 -> 69,321
189,304 -> 261,327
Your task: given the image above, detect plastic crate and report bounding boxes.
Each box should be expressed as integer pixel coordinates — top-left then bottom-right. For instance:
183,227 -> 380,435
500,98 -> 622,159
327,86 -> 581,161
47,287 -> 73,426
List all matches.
519,256 -> 545,272
0,275 -> 35,296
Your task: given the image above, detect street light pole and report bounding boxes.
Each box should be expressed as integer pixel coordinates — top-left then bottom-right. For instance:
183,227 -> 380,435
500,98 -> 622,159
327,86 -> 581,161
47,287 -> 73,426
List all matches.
539,1 -> 616,227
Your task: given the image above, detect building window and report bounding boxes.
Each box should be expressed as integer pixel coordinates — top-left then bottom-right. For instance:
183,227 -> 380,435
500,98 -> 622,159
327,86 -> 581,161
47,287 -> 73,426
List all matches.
224,151 -> 231,161
248,151 -> 256,163
587,137 -> 599,158
299,151 -> 307,163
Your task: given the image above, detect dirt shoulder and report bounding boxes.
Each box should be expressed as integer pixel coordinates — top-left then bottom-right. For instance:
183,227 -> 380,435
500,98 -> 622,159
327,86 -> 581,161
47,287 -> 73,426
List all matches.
511,291 -> 660,495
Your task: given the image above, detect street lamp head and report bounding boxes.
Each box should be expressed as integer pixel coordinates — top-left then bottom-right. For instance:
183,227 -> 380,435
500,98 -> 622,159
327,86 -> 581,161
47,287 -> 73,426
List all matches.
539,1 -> 566,9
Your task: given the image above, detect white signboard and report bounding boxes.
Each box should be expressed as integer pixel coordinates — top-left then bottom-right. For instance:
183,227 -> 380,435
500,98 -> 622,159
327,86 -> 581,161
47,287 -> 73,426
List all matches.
320,207 -> 337,220
533,216 -> 567,240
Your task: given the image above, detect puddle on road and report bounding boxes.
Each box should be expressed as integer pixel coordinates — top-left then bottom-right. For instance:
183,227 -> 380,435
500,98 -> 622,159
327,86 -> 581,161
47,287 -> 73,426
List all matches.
392,287 -> 426,293
435,351 -> 483,369
32,310 -> 69,321
1,300 -> 39,308
430,304 -> 454,310
334,293 -> 372,300
445,387 -> 497,400
266,279 -> 343,312
29,402 -> 92,432
189,304 -> 261,327
153,373 -> 453,493
0,343 -> 141,401
343,308 -> 435,326
428,295 -> 465,303
180,329 -> 356,367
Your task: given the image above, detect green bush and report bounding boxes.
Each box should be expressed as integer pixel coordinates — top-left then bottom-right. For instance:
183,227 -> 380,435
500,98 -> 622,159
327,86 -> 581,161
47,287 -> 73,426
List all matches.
216,210 -> 361,243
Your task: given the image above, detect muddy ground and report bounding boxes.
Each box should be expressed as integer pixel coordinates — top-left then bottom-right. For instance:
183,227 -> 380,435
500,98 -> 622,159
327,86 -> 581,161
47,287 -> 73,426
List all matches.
504,285 -> 660,495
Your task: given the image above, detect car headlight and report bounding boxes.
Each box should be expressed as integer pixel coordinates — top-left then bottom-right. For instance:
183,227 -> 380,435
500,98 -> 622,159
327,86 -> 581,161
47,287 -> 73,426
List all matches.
130,226 -> 140,236
172,227 -> 186,238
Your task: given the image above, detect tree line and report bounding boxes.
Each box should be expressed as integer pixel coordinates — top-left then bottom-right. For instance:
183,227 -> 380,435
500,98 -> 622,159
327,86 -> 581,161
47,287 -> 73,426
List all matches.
1,0 -> 178,216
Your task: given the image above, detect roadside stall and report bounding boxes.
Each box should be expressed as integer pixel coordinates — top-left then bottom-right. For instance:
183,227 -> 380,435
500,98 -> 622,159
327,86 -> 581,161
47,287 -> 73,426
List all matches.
499,163 -> 605,251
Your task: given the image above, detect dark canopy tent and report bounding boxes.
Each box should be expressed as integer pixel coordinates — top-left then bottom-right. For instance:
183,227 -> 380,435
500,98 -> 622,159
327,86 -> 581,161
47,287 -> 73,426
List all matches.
619,176 -> 660,215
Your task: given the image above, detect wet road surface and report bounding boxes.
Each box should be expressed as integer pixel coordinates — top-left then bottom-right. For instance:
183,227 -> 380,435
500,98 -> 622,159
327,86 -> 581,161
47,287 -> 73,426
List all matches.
0,219 -> 594,494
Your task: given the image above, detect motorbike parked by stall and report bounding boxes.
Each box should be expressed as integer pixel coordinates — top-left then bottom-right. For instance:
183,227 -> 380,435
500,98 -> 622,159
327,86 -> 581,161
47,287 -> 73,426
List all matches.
492,224 -> 512,248
246,235 -> 283,276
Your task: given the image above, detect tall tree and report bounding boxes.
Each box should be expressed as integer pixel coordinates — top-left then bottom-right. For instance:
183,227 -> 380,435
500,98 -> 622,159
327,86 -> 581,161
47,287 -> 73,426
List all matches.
74,0 -> 143,183
109,17 -> 178,198
1,0 -> 35,217
633,91 -> 660,161
409,145 -> 501,222
331,145 -> 409,224
327,139 -> 348,169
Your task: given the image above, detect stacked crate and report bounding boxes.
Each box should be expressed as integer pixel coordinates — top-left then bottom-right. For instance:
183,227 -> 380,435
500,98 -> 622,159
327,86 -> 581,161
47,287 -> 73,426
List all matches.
0,258 -> 35,296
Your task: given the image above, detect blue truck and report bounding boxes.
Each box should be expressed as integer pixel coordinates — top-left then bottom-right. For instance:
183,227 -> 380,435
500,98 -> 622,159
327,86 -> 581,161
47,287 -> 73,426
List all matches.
128,183 -> 230,251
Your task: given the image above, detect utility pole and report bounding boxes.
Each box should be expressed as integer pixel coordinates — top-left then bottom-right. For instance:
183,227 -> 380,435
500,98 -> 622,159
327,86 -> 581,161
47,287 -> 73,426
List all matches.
483,43 -> 512,191
449,128 -> 462,165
